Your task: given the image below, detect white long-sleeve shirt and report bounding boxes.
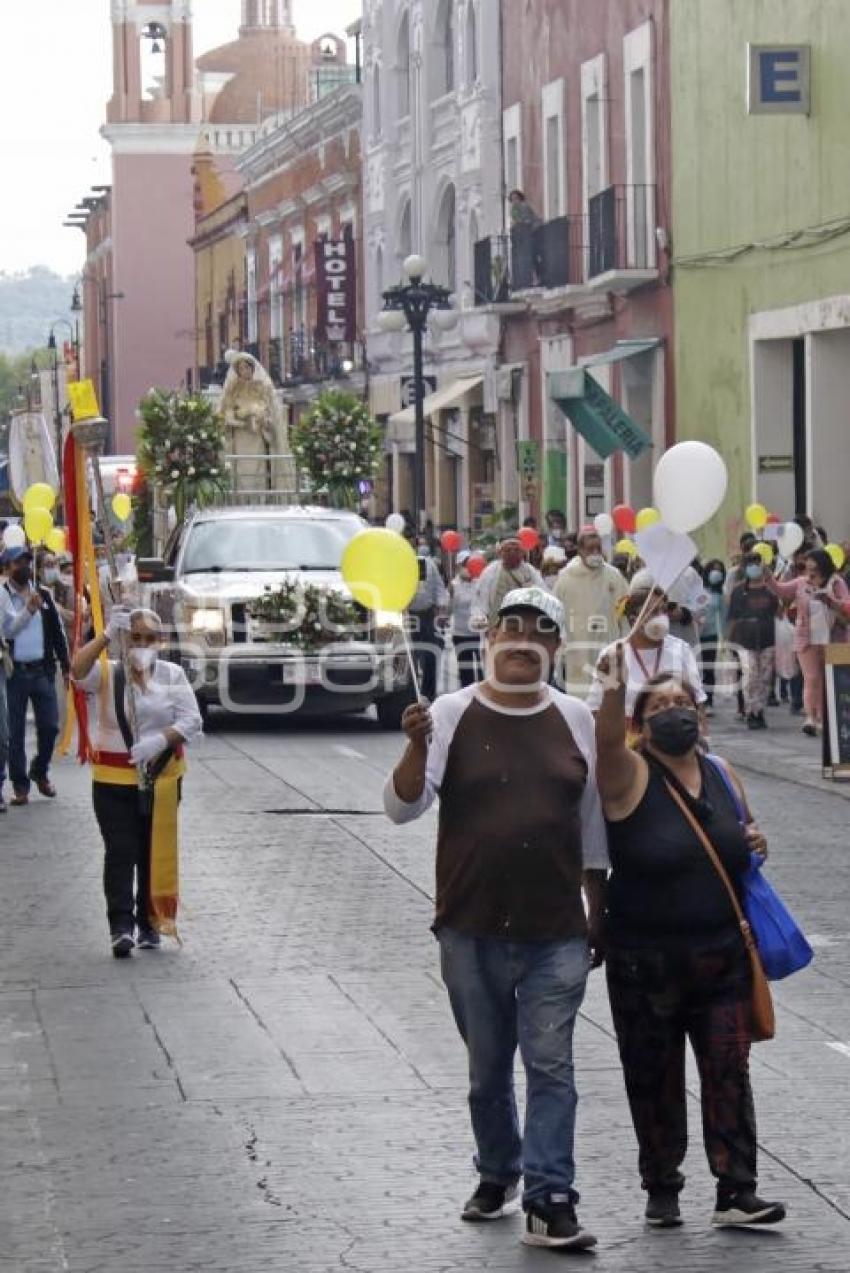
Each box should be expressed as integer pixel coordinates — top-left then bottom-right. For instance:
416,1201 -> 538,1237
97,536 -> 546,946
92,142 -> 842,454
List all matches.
470,561 -> 545,628
74,658 -> 203,755
585,635 -> 707,717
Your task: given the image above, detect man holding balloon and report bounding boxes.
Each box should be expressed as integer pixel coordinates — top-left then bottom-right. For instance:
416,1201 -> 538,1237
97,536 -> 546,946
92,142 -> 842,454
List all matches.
0,544 -> 69,806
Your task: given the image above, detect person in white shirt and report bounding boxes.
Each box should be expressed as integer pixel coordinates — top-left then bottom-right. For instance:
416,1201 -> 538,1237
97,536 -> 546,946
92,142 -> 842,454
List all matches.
586,571 -> 706,726
470,536 -> 544,630
448,550 -> 480,687
71,606 -> 203,959
552,528 -> 628,696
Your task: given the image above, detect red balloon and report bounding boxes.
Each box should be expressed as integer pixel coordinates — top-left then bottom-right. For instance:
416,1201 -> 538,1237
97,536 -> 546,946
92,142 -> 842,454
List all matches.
466,553 -> 487,580
612,504 -> 637,534
517,527 -> 540,552
441,529 -> 463,553
766,513 -> 780,525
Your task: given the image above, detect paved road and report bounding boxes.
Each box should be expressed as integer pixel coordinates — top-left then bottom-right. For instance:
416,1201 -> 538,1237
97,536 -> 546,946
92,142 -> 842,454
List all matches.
1,692 -> 849,1272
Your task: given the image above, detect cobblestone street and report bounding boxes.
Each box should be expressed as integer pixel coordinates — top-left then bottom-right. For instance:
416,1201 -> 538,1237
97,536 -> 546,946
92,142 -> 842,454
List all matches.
1,696 -> 849,1272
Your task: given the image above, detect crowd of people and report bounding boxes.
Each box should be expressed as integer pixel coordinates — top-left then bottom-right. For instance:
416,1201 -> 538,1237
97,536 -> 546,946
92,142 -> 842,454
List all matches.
403,510 -> 850,737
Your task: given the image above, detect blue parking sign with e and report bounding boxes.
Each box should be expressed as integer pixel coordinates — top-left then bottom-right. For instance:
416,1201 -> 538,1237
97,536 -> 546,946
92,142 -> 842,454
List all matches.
748,44 -> 811,115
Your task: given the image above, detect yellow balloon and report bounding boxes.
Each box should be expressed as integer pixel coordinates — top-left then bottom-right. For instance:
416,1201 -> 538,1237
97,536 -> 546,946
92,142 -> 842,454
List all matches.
112,492 -> 132,522
341,528 -> 419,612
615,538 -> 639,558
635,507 -> 661,532
753,542 -> 774,564
826,543 -> 846,571
45,528 -> 67,554
23,482 -> 56,514
745,502 -> 768,530
24,506 -> 53,545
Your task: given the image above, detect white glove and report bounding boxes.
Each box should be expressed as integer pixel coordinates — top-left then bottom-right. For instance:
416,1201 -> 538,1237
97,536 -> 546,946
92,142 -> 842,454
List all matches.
130,732 -> 168,766
106,605 -> 133,641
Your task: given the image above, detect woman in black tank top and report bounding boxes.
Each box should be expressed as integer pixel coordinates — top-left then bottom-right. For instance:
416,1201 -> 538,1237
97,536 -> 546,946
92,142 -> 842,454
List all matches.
594,645 -> 785,1231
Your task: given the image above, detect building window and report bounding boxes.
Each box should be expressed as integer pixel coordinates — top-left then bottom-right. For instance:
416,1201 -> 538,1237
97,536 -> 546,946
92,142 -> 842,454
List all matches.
581,55 -> 608,208
397,10 -> 411,118
398,197 -> 413,266
465,1 -> 478,87
245,249 -> 258,344
375,244 -> 385,312
624,21 -> 656,269
542,80 -> 565,221
372,62 -> 382,138
269,236 -> 283,342
434,183 -> 457,292
432,0 -> 455,100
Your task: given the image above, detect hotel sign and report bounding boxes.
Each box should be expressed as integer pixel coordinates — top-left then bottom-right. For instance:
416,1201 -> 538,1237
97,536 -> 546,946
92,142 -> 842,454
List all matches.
315,237 -> 357,343
748,45 -> 811,115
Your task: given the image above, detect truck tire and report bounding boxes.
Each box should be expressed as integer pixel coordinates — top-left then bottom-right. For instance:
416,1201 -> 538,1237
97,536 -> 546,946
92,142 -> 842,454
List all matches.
375,685 -> 417,731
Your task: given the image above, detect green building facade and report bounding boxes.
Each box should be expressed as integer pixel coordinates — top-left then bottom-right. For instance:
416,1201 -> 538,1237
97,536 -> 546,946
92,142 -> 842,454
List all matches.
671,0 -> 850,553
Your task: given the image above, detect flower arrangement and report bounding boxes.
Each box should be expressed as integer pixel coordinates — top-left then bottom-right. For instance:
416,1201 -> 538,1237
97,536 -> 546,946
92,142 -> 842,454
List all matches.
292,389 -> 382,508
247,579 -> 366,651
137,389 -> 229,521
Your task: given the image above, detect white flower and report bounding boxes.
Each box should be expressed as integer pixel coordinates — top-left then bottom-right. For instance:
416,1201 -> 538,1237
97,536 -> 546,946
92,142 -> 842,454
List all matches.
210,467 -> 219,475
188,466 -> 196,476
170,469 -> 179,478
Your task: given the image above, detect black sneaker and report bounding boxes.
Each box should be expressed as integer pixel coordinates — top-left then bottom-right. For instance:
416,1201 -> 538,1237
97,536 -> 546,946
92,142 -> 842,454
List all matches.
713,1189 -> 786,1227
0,797 -> 6,814
522,1197 -> 597,1249
111,932 -> 135,959
802,722 -> 818,737
646,1189 -> 683,1227
461,1180 -> 519,1222
746,713 -> 760,730
137,927 -> 161,950
767,693 -> 780,707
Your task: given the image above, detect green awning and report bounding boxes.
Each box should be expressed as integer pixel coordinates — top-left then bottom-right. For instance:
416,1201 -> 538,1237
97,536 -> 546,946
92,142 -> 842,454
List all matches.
549,369 -> 653,461
580,338 -> 661,369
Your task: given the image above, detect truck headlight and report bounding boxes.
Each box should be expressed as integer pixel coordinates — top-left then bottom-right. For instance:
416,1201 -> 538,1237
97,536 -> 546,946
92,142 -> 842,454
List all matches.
189,607 -> 226,634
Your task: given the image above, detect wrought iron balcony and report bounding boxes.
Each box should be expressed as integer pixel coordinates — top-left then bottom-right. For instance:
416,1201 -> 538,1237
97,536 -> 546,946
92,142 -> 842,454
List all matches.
474,217 -> 585,303
587,184 -> 658,287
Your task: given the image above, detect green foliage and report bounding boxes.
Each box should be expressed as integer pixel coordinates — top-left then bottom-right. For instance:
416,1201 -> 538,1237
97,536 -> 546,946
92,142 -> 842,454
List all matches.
292,390 -> 381,508
0,268 -> 77,356
137,389 -> 229,522
247,579 -> 365,652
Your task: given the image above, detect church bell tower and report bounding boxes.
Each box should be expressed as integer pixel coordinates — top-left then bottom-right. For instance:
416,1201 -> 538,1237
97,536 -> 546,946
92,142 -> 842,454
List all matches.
240,0 -> 295,34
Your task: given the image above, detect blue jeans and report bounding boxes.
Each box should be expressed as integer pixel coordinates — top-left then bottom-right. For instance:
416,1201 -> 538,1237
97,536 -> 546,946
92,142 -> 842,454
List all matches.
6,666 -> 59,792
438,928 -> 590,1206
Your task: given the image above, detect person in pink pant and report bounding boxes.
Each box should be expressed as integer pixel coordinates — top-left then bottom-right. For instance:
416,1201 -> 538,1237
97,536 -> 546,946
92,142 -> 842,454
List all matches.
767,548 -> 850,735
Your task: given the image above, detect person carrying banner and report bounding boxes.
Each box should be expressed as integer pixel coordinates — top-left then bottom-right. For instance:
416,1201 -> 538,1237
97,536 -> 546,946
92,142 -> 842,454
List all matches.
71,606 -> 202,958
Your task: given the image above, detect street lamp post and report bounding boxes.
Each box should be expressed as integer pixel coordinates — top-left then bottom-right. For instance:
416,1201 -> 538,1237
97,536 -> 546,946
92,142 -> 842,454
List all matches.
377,255 -> 457,531
46,322 -> 75,469
70,286 -> 83,379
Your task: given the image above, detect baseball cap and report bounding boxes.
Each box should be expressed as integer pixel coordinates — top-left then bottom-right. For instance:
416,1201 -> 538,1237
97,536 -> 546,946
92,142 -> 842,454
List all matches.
457,549 -> 471,565
1,546 -> 33,567
497,586 -> 565,633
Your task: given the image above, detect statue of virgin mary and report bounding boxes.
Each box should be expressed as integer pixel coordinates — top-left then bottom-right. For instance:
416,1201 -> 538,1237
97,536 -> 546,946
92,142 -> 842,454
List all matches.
219,350 -> 293,496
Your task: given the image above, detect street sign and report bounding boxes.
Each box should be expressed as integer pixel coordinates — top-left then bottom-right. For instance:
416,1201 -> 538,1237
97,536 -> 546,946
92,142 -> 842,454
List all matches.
400,375 -> 436,409
748,45 -> 811,115
758,454 -> 794,473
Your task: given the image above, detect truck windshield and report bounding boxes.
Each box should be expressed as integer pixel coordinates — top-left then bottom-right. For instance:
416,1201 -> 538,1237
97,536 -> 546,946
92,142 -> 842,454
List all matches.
181,517 -> 364,573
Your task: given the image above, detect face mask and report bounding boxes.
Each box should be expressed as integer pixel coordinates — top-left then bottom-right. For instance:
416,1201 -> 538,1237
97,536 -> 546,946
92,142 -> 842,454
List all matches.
585,554 -> 604,570
129,647 -> 157,673
644,614 -> 670,642
43,567 -> 60,585
708,570 -> 723,587
745,564 -> 763,581
647,707 -> 700,757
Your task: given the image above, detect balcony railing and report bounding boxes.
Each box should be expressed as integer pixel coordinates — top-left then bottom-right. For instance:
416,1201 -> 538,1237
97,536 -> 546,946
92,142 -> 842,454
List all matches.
588,184 -> 657,279
473,217 -> 584,302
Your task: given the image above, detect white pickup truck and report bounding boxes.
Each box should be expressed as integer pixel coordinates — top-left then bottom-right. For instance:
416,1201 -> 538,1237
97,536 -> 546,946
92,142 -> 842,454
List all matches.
137,505 -> 415,728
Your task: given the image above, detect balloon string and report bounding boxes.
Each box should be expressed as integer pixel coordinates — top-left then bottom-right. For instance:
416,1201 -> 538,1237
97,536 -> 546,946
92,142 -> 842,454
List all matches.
401,624 -> 423,702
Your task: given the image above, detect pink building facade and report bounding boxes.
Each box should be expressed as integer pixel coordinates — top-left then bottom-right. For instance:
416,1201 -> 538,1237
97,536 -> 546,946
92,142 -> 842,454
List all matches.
493,0 -> 674,525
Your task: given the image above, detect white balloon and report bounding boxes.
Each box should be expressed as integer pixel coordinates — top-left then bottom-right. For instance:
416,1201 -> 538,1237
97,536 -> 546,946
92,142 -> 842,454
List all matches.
594,513 -> 614,538
3,524 -> 26,549
777,521 -> 804,558
385,513 -> 406,534
653,442 -> 728,534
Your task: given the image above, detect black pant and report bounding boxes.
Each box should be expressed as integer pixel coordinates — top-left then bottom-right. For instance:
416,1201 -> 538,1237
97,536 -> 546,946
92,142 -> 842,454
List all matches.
789,669 -> 804,711
92,782 -> 152,936
700,639 -> 718,705
453,636 -> 481,688
606,938 -> 757,1195
410,608 -> 440,702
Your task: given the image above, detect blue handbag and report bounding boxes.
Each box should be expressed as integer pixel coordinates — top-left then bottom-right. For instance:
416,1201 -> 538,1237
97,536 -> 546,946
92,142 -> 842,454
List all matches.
706,756 -> 814,981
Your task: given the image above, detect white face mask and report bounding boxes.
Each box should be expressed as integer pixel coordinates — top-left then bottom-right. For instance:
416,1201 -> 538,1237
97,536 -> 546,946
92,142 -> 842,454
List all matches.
585,554 -> 604,570
129,646 -> 157,673
644,614 -> 670,642
43,567 -> 60,585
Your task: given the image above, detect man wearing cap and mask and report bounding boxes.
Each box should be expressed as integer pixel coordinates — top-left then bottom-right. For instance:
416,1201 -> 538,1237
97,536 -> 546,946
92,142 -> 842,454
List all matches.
553,527 -> 628,696
71,607 -> 202,958
385,586 -> 607,1251
470,535 -> 544,630
586,569 -> 706,725
0,546 -> 70,806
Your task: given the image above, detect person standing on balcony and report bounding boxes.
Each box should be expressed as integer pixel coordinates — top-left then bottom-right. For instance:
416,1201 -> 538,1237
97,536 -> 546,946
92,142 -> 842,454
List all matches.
509,191 -> 542,286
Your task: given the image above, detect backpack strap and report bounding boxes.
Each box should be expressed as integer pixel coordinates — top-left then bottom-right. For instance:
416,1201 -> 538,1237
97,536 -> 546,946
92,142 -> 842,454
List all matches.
111,662 -> 135,753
